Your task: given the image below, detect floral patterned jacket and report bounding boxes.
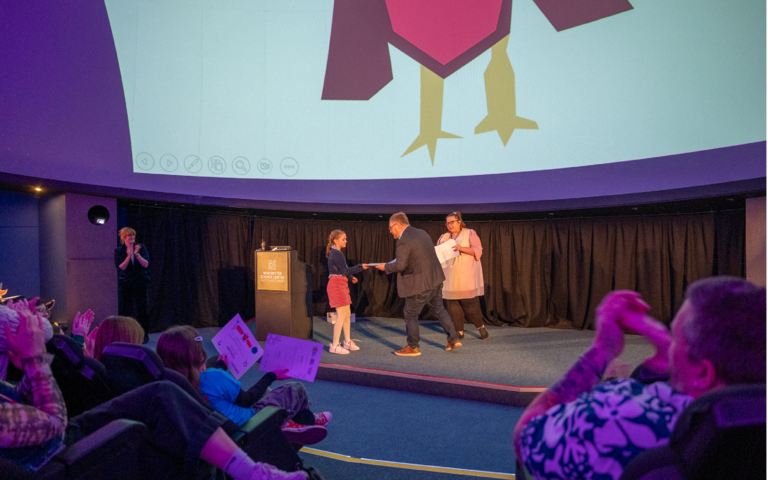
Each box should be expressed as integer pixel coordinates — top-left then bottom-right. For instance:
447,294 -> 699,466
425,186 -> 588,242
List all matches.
519,379 -> 692,480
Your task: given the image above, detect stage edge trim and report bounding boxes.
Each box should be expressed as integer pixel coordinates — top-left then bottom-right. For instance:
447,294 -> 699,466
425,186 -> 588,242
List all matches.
318,362 -> 547,393
301,447 -> 516,479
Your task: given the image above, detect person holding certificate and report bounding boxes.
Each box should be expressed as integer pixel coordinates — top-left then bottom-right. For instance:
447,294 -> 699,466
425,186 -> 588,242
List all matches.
437,212 -> 489,340
326,230 -> 367,354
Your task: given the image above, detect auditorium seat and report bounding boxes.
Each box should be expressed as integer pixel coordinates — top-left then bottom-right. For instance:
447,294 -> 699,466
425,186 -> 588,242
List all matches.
99,342 -> 306,472
46,335 -> 114,417
235,406 -> 305,473
4,419 -> 147,480
100,342 -> 207,404
620,384 -> 766,480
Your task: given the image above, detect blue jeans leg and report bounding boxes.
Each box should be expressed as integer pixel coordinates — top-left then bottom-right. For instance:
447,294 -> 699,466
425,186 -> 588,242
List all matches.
402,290 -> 431,348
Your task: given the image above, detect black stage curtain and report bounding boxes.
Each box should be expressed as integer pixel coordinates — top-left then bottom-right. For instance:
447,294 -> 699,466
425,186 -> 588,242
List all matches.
126,206 -> 744,332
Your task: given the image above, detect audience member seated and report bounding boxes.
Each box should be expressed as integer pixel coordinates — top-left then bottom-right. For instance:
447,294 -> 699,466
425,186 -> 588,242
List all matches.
0,298 -> 307,480
32,298 -> 56,338
157,326 -> 332,445
1,300 -> 55,381
513,276 -> 765,480
89,315 -> 144,361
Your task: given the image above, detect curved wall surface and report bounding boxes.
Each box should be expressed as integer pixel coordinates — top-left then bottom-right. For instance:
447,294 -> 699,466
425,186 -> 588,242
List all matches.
0,1 -> 764,213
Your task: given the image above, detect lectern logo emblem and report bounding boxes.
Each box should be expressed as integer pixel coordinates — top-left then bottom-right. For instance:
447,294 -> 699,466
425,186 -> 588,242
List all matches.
267,260 -> 277,271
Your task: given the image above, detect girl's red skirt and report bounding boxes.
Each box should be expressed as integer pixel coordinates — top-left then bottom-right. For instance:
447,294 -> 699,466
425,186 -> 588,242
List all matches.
327,275 -> 351,308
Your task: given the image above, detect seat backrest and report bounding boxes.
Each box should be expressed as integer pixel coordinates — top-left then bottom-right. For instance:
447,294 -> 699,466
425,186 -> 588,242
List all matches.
100,343 -> 165,395
100,342 -> 208,405
671,384 -> 766,480
75,356 -> 115,411
5,419 -> 147,480
46,335 -> 114,417
46,335 -> 84,372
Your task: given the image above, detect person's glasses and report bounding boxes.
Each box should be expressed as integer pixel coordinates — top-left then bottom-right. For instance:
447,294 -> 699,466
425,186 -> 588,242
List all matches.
388,224 -> 396,231
446,220 -> 458,226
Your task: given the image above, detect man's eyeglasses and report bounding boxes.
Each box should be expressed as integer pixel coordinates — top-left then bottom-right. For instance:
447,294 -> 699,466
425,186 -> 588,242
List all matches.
388,224 -> 396,231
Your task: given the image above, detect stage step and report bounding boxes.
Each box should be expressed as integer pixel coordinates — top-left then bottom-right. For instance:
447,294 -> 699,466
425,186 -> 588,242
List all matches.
317,362 -> 545,407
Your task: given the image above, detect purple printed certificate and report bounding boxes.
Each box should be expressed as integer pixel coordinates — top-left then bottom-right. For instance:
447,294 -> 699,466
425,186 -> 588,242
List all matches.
258,334 -> 324,382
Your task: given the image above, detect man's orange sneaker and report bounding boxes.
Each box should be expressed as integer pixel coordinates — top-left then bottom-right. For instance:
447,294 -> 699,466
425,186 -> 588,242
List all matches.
394,346 -> 421,356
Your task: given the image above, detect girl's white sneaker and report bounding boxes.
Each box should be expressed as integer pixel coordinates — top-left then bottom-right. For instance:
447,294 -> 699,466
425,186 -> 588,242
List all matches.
329,343 -> 349,354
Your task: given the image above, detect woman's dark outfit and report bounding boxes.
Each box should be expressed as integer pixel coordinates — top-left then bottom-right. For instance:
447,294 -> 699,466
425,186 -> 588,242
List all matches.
114,243 -> 150,338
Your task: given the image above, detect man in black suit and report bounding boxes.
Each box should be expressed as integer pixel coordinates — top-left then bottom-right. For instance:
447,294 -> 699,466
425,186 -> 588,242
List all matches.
375,212 -> 461,356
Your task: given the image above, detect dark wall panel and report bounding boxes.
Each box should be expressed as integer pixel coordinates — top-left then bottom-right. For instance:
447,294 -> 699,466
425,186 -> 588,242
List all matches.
39,195 -> 66,321
39,193 -> 117,326
0,190 -> 39,297
64,194 -> 117,325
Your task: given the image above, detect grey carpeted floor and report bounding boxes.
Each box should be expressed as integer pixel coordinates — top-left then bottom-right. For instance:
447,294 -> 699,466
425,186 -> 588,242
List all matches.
310,316 -> 655,386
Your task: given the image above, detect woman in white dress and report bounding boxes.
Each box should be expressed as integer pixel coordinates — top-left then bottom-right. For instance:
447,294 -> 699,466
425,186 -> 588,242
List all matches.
436,212 -> 489,340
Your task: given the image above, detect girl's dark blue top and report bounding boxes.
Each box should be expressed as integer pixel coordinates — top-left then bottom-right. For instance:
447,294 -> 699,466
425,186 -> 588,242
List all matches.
328,248 -> 362,279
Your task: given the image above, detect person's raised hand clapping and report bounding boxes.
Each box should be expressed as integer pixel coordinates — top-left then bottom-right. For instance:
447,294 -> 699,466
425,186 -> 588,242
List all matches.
593,291 -> 650,364
620,311 -> 672,374
6,297 -> 46,363
72,309 -> 95,337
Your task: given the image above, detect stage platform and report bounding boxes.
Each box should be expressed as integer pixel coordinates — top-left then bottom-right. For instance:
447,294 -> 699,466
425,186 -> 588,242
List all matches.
308,316 -> 656,407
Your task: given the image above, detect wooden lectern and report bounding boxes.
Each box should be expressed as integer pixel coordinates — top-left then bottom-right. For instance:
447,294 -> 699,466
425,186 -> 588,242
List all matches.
254,250 -> 312,341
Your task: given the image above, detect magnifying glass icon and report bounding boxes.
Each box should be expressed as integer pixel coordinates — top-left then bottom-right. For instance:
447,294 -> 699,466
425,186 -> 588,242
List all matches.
234,158 -> 248,174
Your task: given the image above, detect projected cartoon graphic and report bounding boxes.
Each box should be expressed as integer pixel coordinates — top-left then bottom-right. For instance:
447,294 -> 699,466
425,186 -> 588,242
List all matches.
322,0 -> 633,163
105,0 -> 763,182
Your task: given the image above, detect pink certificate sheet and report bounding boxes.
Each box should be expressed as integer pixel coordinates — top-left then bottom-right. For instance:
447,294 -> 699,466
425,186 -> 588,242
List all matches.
258,334 -> 324,382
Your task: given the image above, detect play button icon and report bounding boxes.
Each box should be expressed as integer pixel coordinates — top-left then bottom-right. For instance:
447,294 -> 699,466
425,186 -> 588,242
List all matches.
160,154 -> 179,172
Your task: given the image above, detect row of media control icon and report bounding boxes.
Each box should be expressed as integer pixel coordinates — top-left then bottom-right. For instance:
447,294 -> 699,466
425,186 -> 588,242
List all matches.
135,153 -> 299,177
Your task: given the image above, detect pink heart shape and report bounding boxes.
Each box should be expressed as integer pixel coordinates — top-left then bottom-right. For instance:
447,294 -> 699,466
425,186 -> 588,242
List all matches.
386,0 -> 503,65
